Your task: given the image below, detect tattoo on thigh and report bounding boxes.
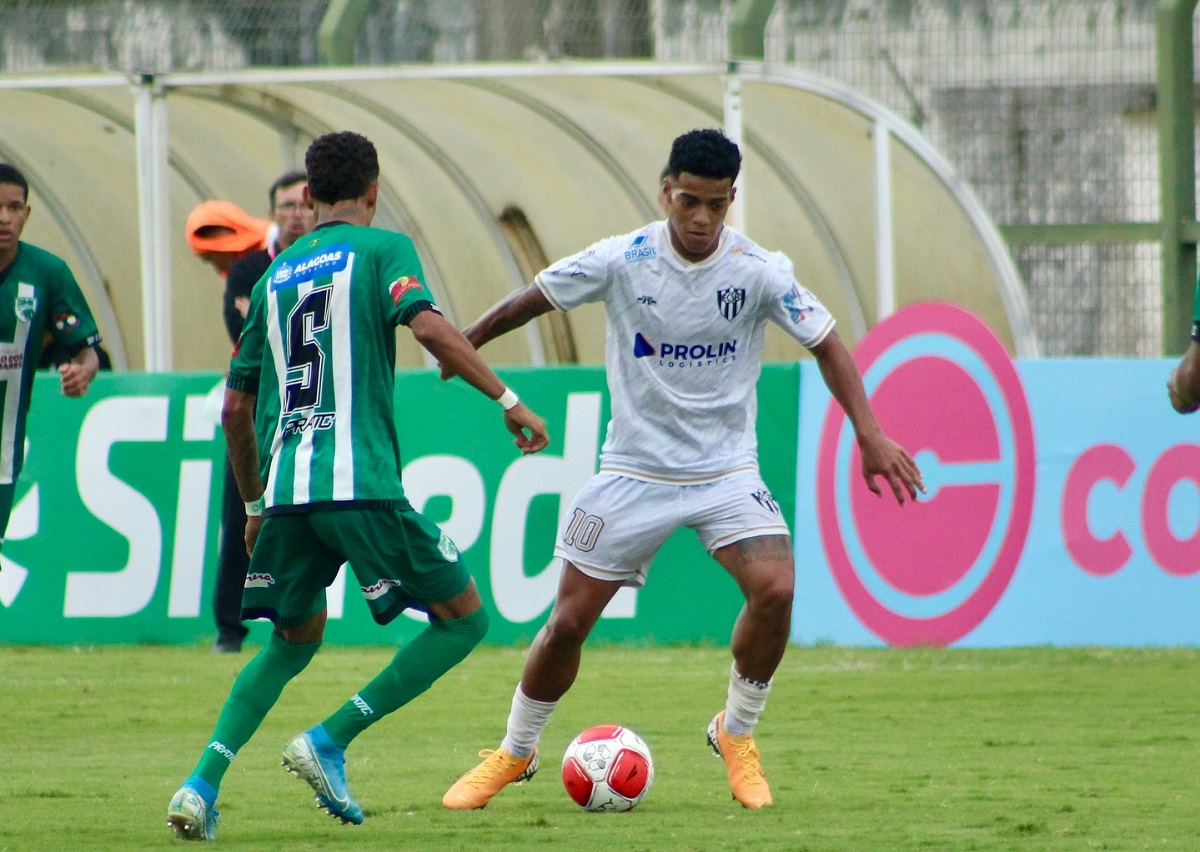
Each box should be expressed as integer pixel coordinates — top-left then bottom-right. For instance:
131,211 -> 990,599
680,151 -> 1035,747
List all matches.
735,535 -> 791,562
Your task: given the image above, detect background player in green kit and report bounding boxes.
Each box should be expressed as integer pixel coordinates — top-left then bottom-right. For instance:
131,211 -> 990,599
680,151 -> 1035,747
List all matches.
1167,276 -> 1200,413
167,131 -> 551,841
0,164 -> 102,550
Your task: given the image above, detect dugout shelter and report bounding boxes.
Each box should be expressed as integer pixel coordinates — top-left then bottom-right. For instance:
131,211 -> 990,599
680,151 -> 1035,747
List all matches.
0,62 -> 1034,372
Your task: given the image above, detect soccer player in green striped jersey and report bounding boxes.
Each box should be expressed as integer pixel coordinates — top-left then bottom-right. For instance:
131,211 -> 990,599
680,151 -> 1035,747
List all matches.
167,132 -> 550,841
0,164 -> 101,552
1168,288 -> 1200,412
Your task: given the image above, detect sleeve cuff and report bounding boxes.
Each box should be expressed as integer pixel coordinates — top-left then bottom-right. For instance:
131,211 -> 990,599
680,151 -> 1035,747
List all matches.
226,372 -> 260,394
399,300 -> 441,326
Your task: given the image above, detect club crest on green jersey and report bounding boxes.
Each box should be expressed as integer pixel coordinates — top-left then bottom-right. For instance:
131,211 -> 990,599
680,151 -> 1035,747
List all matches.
437,532 -> 460,562
14,290 -> 36,324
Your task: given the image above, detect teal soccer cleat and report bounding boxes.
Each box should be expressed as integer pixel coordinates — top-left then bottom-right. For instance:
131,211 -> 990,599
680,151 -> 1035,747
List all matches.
281,726 -> 364,825
167,777 -> 218,841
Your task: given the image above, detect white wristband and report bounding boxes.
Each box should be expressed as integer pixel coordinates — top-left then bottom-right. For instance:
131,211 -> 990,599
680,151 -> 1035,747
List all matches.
496,387 -> 520,411
245,495 -> 265,517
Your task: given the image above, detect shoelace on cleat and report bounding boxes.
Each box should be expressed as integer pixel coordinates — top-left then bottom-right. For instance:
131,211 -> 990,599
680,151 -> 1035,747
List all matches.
726,734 -> 766,785
466,749 -> 520,785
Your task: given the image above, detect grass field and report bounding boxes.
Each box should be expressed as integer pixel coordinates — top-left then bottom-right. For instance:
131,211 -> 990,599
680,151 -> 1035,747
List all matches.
1,642 -> 1197,851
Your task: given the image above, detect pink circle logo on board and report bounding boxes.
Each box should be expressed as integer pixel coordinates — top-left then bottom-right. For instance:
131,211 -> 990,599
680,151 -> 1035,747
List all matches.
817,302 -> 1035,645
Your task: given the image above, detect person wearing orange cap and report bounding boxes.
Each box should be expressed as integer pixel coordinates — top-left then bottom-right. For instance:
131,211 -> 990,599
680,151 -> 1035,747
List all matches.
187,198 -> 272,655
209,173 -> 315,654
185,200 -> 272,277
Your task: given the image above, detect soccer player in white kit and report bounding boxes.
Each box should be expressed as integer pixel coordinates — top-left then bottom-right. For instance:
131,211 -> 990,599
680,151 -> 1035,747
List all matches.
442,129 -> 924,810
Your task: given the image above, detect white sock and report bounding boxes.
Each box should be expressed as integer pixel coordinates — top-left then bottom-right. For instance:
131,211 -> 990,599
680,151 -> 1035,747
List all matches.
500,685 -> 557,758
724,664 -> 771,736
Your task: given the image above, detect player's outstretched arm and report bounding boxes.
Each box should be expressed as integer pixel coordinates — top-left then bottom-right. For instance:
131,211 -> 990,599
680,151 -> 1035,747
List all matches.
810,330 -> 925,505
221,386 -> 266,553
410,308 -> 550,455
58,345 -> 99,397
440,284 -> 555,380
1168,341 -> 1200,414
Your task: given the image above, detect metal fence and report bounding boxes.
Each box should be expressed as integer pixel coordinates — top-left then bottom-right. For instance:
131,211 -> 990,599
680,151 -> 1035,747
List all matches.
0,0 -> 1192,356
0,0 -> 661,69
766,0 -> 1170,357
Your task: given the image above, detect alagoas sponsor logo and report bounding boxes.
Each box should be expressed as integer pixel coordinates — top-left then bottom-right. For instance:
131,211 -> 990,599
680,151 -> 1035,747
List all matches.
624,234 -> 657,262
271,243 -> 352,290
244,572 -> 275,589
361,578 -> 401,601
633,333 -> 737,367
389,275 -> 424,305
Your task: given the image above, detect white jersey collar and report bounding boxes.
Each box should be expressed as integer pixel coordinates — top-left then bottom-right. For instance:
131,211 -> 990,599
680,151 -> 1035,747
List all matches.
661,220 -> 733,271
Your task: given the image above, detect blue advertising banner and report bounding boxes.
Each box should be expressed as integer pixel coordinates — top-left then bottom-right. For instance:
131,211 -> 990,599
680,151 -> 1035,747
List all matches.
793,302 -> 1200,647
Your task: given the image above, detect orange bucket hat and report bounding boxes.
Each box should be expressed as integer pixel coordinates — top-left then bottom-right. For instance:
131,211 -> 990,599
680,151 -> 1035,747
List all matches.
185,200 -> 271,255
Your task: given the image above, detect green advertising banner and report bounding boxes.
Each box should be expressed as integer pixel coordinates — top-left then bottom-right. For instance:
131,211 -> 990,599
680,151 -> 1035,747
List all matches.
0,365 -> 799,646
2,372 -> 228,644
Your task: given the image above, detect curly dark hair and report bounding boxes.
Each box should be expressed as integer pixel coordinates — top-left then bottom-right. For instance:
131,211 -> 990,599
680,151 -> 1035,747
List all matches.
0,163 -> 29,202
305,132 -> 379,204
667,129 -> 741,183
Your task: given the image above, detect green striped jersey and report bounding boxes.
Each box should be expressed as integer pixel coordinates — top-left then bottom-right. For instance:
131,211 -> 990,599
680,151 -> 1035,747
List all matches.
0,242 -> 101,483
227,221 -> 435,511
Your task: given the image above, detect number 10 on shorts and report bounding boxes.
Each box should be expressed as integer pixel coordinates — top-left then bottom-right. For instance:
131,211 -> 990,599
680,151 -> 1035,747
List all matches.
563,509 -> 604,553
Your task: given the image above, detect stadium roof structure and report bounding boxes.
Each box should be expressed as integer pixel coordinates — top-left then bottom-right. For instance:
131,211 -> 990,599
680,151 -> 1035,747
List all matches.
0,61 -> 1035,372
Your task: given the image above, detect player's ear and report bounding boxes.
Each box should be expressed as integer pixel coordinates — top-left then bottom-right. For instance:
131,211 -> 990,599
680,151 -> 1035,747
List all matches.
728,185 -> 737,204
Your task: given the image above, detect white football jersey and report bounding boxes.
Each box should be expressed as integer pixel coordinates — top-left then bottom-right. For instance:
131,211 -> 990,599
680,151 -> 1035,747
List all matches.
535,220 -> 835,483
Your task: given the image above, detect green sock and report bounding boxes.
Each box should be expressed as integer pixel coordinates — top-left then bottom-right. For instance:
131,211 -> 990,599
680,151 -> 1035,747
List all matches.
322,608 -> 488,749
193,633 -> 321,789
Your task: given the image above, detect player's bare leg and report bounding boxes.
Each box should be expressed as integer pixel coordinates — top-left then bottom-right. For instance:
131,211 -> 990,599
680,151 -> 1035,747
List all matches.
720,536 -> 794,680
707,535 -> 794,808
443,563 -> 621,810
520,564 -> 623,701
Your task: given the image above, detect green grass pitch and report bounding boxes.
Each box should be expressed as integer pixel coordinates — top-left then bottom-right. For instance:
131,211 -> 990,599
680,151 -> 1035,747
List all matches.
1,643 -> 1196,850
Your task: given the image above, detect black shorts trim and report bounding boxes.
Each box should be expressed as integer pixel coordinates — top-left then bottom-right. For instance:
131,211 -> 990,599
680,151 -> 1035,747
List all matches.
264,498 -> 412,516
241,590 -> 428,628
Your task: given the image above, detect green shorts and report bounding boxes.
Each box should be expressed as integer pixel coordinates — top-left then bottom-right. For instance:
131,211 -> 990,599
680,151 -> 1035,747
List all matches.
241,506 -> 471,629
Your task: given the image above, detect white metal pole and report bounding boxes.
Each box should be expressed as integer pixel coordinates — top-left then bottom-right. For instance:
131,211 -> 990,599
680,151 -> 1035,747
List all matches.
723,62 -> 745,233
873,118 -> 895,322
133,74 -> 172,371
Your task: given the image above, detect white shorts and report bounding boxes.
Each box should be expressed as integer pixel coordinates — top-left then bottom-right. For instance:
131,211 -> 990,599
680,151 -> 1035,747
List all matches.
553,470 -> 790,588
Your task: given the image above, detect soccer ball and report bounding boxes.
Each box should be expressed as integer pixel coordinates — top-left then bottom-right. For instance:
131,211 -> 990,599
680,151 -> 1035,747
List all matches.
561,724 -> 654,812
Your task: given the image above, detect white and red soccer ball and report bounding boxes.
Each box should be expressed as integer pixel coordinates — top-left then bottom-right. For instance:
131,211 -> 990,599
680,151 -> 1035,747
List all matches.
561,724 -> 654,812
